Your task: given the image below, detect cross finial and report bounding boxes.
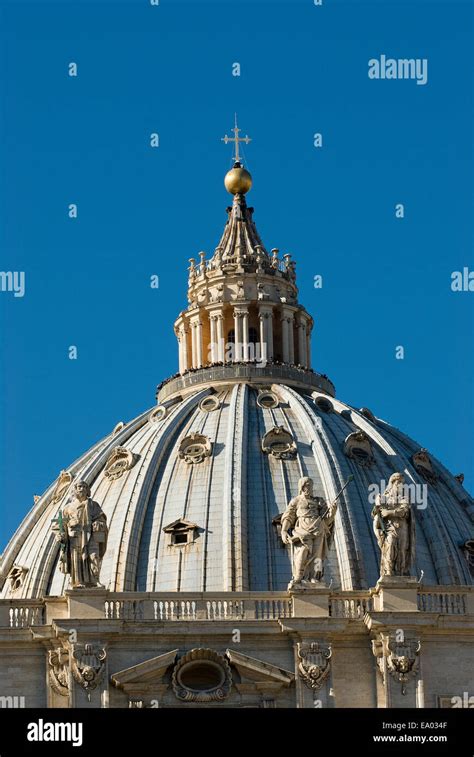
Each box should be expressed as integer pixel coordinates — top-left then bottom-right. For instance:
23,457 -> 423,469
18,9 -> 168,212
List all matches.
221,114 -> 251,163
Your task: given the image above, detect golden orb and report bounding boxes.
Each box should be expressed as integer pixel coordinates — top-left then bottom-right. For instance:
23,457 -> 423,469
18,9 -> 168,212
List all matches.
224,165 -> 252,194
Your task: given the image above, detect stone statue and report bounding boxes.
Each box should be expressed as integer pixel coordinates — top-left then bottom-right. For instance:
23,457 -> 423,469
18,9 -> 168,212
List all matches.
53,480 -> 108,589
281,476 -> 337,589
372,472 -> 416,577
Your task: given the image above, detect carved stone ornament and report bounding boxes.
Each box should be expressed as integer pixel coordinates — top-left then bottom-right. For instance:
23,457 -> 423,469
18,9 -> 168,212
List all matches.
261,426 -> 297,459
171,648 -> 232,703
72,643 -> 106,696
178,433 -> 212,464
149,405 -> 168,423
343,431 -> 374,467
112,421 -> 125,435
50,470 -> 73,504
386,637 -> 421,695
412,449 -> 437,484
297,642 -> 332,690
104,447 -> 139,480
7,565 -> 28,593
372,635 -> 421,696
48,648 -> 70,697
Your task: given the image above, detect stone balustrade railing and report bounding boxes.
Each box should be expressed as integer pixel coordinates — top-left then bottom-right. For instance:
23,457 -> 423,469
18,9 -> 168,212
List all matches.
329,592 -> 373,619
0,600 -> 45,628
104,593 -> 293,622
0,586 -> 471,628
157,363 -> 336,402
417,590 -> 467,614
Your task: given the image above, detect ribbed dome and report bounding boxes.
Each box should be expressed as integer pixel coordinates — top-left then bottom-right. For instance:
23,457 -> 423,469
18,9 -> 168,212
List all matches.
2,137 -> 473,601
2,381 -> 472,598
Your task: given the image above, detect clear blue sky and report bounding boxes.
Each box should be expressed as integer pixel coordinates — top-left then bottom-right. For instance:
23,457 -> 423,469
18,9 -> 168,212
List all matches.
1,0 -> 473,549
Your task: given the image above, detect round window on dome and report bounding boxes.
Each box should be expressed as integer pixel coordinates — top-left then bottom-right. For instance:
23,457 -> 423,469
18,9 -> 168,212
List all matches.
199,395 -> 220,413
149,405 -> 167,423
257,391 -> 279,409
315,397 -> 333,413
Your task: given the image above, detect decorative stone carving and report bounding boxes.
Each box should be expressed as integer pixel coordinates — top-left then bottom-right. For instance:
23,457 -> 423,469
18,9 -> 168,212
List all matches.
343,431 -> 374,467
50,470 -> 73,505
297,642 -> 332,690
372,634 -> 421,695
371,638 -> 384,677
33,495 -> 40,504
455,473 -> 465,485
7,565 -> 28,593
52,480 -> 108,589
281,476 -> 337,589
257,282 -> 270,300
71,643 -> 106,697
210,283 -> 224,302
386,637 -> 421,695
171,648 -> 232,703
104,447 -> 138,480
178,433 -> 212,464
188,257 -> 196,285
112,421 -> 125,435
261,426 -> 297,459
371,472 -> 416,578
48,648 -> 69,697
412,448 -> 437,484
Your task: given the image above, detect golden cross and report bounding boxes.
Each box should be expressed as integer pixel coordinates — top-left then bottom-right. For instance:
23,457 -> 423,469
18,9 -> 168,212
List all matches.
221,114 -> 251,163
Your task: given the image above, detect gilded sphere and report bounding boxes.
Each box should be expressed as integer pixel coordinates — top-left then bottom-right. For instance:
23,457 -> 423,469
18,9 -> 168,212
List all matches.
224,166 -> 252,194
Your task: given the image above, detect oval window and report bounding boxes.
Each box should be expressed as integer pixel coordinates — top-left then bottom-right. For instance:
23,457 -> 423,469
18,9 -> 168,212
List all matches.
257,391 -> 279,409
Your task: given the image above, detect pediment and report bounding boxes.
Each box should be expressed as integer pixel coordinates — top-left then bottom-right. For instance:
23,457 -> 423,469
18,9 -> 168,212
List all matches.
111,649 -> 178,689
226,649 -> 294,685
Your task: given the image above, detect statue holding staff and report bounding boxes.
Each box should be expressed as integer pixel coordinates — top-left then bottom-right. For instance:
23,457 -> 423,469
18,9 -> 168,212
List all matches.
53,480 -> 108,589
372,472 -> 416,578
281,476 -> 351,589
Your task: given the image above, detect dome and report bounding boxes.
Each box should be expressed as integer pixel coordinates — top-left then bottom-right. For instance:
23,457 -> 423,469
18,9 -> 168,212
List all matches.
1,378 -> 472,598
1,126 -> 472,601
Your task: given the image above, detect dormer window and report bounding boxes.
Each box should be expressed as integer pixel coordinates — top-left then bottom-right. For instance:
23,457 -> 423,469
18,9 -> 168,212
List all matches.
163,519 -> 199,547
